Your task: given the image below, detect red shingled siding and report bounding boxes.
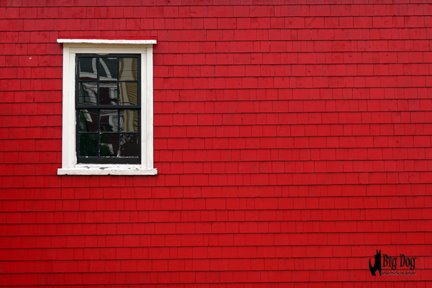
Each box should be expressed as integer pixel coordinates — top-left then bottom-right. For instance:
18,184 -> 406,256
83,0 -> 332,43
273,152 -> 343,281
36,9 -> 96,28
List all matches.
1,0 -> 432,286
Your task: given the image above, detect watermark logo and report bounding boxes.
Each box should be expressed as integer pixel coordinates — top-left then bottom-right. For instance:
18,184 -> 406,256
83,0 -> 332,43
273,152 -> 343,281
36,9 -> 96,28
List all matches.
369,250 -> 381,276
369,250 -> 416,276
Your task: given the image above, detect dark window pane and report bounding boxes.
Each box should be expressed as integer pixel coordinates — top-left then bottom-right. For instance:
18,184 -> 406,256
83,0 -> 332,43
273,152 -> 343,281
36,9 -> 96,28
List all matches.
79,134 -> 98,156
78,57 -> 97,80
120,134 -> 139,157
99,57 -> 118,81
78,109 -> 98,132
100,109 -> 118,132
75,54 -> 141,164
119,82 -> 138,105
78,82 -> 97,105
119,57 -> 138,81
120,110 -> 139,132
98,82 -> 118,105
100,133 -> 119,156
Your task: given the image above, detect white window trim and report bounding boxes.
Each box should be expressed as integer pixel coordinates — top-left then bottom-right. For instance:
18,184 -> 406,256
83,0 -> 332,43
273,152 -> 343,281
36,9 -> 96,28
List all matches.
57,39 -> 157,176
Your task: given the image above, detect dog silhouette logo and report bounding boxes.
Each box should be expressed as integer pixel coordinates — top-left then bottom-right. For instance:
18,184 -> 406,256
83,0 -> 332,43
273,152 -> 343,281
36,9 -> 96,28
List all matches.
369,250 -> 382,276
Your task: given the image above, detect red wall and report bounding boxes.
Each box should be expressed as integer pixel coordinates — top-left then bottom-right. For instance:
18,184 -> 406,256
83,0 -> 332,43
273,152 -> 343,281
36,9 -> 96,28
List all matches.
1,0 -> 431,286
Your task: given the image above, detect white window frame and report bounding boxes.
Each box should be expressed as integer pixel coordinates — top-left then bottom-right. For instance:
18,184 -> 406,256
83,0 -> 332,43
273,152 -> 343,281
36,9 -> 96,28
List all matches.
57,39 -> 157,175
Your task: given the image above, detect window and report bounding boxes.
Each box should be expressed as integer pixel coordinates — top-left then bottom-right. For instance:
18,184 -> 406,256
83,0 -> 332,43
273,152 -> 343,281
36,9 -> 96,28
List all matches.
57,39 -> 157,175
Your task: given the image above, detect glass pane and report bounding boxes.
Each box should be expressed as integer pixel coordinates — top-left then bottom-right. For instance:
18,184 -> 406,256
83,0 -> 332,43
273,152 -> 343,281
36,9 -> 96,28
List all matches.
120,134 -> 139,157
79,134 -> 98,156
119,57 -> 138,81
120,110 -> 139,132
98,82 -> 118,105
99,57 -> 118,81
78,82 -> 97,105
100,133 -> 119,156
78,109 -> 98,132
100,109 -> 118,132
78,57 -> 97,80
119,82 -> 138,105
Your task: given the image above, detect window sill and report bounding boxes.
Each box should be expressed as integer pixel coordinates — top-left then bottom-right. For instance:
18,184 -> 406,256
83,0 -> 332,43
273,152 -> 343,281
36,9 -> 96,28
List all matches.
57,165 -> 158,176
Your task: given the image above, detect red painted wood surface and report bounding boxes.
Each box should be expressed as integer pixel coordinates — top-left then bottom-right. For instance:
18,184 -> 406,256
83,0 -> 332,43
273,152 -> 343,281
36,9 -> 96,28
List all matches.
0,0 -> 431,286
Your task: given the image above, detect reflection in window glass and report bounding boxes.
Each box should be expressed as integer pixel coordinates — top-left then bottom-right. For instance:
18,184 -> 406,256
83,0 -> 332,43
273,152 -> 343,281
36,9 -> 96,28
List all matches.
78,109 -> 99,132
119,82 -> 138,105
99,82 -> 118,105
78,82 -> 97,105
120,134 -> 139,157
79,57 -> 98,80
100,109 -> 118,132
99,57 -> 118,81
120,110 -> 139,132
119,58 -> 138,80
100,134 -> 119,156
76,54 -> 140,164
79,134 -> 98,156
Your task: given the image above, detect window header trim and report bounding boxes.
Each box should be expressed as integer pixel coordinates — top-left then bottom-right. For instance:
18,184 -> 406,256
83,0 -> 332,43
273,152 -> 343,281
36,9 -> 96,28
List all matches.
57,39 -> 157,45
